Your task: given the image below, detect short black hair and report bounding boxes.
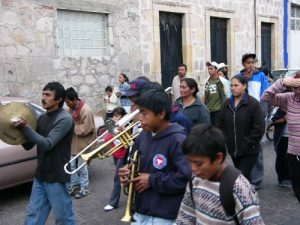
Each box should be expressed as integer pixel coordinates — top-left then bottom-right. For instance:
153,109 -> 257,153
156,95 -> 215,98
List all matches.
182,124 -> 227,162
105,86 -> 113,92
135,89 -> 172,121
43,82 -> 65,107
65,87 -> 79,101
178,64 -> 187,70
112,107 -> 127,117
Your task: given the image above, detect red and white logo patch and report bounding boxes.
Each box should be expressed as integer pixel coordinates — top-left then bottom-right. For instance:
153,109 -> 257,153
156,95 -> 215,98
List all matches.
153,154 -> 167,169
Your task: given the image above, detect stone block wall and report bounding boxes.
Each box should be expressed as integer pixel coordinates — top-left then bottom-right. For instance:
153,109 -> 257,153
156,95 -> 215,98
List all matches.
0,0 -> 142,111
0,0 -> 284,111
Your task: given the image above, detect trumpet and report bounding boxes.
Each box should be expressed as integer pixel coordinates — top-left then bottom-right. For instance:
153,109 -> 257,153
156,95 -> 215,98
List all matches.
121,149 -> 141,222
64,109 -> 140,175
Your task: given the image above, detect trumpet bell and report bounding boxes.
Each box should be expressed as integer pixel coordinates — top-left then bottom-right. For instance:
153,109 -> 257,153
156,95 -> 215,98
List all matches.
121,213 -> 135,222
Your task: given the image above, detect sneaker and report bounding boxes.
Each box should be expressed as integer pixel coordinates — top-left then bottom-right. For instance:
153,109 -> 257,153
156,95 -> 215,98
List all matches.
68,185 -> 80,196
75,189 -> 90,199
104,204 -> 114,211
279,180 -> 292,188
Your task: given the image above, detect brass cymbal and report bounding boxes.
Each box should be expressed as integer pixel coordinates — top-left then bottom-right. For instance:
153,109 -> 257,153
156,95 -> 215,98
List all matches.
0,102 -> 36,145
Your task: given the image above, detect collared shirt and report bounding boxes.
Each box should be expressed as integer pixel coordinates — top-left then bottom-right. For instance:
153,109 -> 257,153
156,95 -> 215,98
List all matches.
171,74 -> 189,100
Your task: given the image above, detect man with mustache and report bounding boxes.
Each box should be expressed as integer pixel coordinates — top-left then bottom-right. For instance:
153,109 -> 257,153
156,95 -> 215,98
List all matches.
12,82 -> 76,225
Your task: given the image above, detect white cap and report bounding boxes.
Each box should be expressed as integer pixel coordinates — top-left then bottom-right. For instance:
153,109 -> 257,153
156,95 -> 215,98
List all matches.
218,63 -> 228,70
206,61 -> 220,69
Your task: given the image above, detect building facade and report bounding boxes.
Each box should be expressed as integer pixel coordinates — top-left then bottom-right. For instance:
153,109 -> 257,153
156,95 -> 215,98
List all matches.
0,0 -> 284,111
289,0 -> 300,68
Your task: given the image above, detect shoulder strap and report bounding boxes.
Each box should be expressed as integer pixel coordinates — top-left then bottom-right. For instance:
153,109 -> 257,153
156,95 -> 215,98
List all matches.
189,177 -> 195,206
220,165 -> 241,224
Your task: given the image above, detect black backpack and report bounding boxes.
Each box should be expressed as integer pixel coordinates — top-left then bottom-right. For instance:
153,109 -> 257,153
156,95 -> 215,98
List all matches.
189,165 -> 241,224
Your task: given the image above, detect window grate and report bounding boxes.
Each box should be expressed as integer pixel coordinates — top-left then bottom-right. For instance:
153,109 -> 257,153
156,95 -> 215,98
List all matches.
56,10 -> 108,56
291,5 -> 300,31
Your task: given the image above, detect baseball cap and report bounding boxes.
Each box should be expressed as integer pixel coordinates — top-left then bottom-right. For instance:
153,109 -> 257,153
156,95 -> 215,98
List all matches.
218,63 -> 228,69
206,61 -> 219,69
125,79 -> 148,97
242,53 -> 256,63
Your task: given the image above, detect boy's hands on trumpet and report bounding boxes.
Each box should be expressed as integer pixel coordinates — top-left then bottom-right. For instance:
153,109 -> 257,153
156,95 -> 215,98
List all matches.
118,165 -> 150,193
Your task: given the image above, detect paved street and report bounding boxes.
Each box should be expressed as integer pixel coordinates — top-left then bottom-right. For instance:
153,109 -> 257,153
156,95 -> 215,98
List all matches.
0,120 -> 299,224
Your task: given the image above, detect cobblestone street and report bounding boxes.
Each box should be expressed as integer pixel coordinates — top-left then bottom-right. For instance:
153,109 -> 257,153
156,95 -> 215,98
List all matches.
0,138 -> 299,225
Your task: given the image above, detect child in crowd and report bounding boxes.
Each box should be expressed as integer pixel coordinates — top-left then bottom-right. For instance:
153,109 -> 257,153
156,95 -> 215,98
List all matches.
119,89 -> 191,225
176,124 -> 264,225
104,86 -> 119,121
104,107 -> 127,211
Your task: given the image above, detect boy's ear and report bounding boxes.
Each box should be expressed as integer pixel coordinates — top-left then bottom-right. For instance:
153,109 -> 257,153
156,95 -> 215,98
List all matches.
158,111 -> 166,120
215,152 -> 225,164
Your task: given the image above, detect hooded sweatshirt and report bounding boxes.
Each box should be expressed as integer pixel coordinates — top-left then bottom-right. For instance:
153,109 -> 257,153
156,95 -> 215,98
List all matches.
175,97 -> 211,126
239,69 -> 269,101
133,123 -> 191,220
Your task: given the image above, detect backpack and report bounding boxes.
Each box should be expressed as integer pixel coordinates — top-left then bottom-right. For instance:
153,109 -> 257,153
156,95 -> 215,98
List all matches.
189,165 -> 241,224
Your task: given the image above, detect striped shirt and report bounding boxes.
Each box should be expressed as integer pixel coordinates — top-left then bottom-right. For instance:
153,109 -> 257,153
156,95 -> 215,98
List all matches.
175,175 -> 264,225
261,78 -> 300,155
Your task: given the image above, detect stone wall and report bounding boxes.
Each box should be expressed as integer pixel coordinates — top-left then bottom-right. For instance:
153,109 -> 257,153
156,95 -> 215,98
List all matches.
0,0 -> 142,111
0,0 -> 284,111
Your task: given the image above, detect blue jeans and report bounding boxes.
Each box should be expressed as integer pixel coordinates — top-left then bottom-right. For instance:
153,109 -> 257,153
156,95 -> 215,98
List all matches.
24,178 -> 76,225
250,145 -> 264,186
68,156 -> 89,190
131,212 -> 174,225
109,157 -> 124,207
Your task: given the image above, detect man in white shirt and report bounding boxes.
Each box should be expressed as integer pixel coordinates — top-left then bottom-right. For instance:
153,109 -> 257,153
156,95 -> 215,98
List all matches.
171,64 -> 189,101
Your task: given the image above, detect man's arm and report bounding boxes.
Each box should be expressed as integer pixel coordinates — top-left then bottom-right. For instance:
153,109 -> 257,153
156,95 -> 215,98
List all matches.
261,78 -> 288,109
234,175 -> 265,224
21,114 -> 73,151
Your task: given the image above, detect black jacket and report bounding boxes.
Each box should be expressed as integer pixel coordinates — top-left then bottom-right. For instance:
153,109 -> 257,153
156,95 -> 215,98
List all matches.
219,92 -> 265,157
22,108 -> 74,183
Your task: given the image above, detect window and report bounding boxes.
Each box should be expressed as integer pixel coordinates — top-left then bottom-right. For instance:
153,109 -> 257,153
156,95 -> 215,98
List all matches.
291,5 -> 300,31
56,10 -> 108,57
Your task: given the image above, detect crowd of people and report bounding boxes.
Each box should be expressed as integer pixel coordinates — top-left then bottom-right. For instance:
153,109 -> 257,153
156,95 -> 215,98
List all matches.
9,52 -> 300,225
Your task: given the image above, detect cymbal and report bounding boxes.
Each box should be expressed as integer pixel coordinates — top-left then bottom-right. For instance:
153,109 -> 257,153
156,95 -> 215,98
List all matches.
0,102 -> 36,145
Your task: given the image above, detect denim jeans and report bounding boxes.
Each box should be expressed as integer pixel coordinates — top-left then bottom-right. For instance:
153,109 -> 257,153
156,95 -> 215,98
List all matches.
109,157 -> 124,207
68,156 -> 89,190
24,178 -> 76,225
131,212 -> 174,225
250,145 -> 264,186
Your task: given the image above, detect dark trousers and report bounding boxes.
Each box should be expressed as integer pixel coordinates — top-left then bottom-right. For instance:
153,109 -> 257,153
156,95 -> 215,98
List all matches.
287,154 -> 300,203
210,110 -> 221,127
108,157 -> 124,207
231,154 -> 258,181
275,137 -> 290,182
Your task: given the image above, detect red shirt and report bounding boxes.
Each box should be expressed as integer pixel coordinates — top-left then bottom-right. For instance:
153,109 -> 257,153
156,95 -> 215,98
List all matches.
104,133 -> 126,159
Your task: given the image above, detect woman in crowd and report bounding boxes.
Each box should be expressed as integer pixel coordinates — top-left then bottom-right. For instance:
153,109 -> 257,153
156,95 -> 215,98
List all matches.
219,75 -> 265,181
174,78 -> 210,126
116,73 -> 131,113
104,107 -> 127,211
